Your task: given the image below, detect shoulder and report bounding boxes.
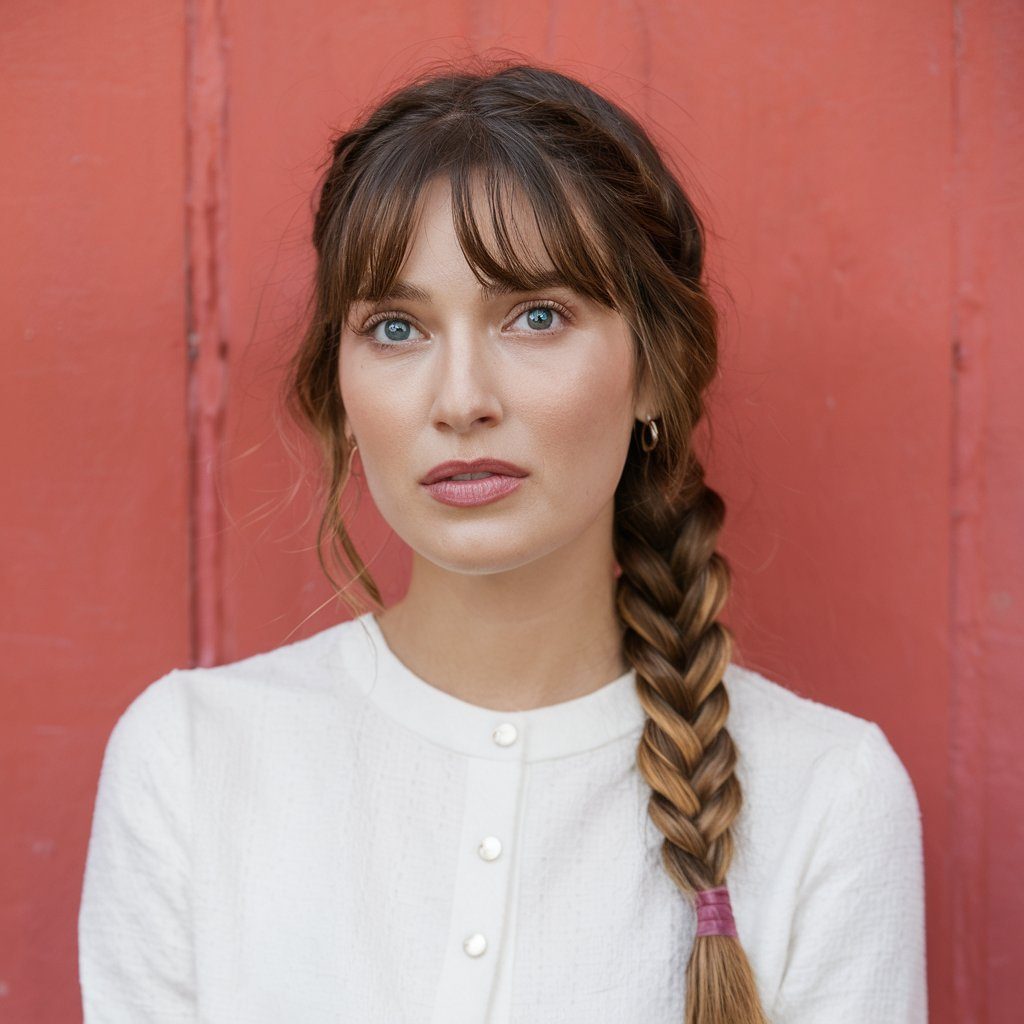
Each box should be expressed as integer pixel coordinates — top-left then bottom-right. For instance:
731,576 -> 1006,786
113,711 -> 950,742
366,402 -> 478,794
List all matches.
106,615 -> 375,754
724,660 -> 875,754
99,667 -> 193,779
721,661 -> 920,827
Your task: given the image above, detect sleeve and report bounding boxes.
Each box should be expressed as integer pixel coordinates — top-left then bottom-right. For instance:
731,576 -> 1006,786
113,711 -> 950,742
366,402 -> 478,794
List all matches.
78,670 -> 197,1022
771,721 -> 928,1024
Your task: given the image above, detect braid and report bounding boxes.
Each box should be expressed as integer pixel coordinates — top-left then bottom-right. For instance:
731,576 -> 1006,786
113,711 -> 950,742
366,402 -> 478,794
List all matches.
614,436 -> 769,1024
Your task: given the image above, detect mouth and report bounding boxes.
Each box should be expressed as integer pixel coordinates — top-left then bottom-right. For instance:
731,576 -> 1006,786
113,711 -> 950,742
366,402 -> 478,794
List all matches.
419,458 -> 529,509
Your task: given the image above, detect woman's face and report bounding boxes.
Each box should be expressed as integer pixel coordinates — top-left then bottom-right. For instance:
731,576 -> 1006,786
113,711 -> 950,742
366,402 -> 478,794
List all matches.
338,174 -> 650,576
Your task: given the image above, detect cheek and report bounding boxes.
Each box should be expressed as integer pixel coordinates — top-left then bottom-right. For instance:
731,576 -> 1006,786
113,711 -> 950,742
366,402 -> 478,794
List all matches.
530,355 -> 635,495
340,345 -> 403,433
338,356 -> 416,484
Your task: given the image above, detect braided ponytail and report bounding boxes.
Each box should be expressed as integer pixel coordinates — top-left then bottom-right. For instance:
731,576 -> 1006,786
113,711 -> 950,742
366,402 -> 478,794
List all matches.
615,423 -> 769,1024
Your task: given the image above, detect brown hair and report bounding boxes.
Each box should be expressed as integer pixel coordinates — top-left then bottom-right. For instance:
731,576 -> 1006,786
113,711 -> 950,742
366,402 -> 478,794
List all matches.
285,56 -> 768,1024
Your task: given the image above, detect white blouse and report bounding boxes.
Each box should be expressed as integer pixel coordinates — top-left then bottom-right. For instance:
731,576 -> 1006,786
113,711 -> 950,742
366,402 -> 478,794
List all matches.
78,610 -> 927,1022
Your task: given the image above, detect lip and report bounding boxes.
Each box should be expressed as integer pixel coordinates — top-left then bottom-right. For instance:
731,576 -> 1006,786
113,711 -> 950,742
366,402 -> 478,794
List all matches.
420,458 -> 530,486
422,474 -> 525,508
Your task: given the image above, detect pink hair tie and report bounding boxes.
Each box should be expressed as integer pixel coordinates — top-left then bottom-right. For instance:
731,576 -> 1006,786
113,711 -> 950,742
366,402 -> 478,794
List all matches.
694,885 -> 738,938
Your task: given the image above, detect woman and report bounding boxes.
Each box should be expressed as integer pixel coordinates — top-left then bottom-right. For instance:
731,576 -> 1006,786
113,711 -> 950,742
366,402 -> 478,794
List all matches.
78,59 -> 927,1023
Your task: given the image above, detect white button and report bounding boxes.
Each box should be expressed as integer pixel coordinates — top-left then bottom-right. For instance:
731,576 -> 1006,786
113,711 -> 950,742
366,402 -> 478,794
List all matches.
478,836 -> 502,861
463,933 -> 487,957
492,722 -> 518,746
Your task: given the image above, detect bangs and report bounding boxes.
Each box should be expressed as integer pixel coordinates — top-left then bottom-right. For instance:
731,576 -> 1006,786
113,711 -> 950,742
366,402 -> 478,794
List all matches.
326,133 -> 623,323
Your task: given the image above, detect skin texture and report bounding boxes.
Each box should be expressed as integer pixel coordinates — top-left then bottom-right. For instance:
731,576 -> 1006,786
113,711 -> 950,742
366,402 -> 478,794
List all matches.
338,174 -> 656,711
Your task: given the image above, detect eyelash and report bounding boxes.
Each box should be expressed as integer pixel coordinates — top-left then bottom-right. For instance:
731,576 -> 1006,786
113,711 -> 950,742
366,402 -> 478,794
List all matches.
356,299 -> 575,351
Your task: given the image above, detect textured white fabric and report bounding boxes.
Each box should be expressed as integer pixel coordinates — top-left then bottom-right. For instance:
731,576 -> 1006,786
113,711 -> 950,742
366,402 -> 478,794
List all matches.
78,610 -> 927,1023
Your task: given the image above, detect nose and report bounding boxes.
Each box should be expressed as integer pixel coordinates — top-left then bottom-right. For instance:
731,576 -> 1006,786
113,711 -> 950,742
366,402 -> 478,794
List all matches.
429,328 -> 503,434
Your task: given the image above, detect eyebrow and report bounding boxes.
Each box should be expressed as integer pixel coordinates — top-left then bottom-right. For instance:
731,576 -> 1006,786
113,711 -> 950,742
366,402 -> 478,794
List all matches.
355,270 -> 574,304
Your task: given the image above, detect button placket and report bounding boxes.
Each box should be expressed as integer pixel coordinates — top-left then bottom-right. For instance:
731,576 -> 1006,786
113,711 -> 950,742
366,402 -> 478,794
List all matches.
430,719 -> 525,1024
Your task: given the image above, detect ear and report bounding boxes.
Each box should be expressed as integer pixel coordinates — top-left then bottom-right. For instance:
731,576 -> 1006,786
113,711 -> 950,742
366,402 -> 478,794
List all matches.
342,416 -> 357,448
633,362 -> 659,423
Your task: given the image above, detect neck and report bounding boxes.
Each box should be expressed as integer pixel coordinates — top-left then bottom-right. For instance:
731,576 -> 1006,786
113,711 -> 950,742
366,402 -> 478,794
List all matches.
373,505 -> 628,712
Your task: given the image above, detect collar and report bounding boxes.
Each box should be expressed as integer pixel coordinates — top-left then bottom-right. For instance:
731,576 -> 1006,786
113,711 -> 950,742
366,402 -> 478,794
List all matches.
337,611 -> 646,762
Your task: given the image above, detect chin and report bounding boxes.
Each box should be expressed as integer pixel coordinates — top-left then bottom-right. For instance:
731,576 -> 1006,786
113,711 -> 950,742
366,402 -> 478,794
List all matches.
404,522 -> 568,577
416,539 -> 540,576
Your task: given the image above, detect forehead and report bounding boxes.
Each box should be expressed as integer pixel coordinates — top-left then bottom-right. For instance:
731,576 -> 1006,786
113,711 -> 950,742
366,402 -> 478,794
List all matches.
406,173 -> 553,273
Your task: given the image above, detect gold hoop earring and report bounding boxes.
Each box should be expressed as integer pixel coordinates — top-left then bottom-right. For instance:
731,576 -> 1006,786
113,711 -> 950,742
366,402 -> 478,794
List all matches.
640,416 -> 660,452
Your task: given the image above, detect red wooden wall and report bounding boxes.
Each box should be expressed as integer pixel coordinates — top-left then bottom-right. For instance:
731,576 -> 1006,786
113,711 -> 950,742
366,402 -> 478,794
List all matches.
2,1 -> 1021,1020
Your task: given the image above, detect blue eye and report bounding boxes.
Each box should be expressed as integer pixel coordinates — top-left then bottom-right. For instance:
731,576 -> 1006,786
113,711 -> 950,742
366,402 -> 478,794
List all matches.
366,317 -> 424,345
512,305 -> 565,332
